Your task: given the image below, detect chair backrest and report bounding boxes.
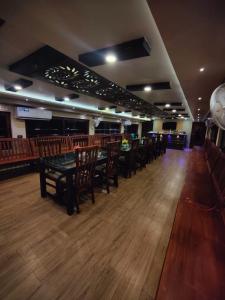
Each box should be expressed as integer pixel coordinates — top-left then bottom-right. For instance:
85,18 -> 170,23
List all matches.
0,138 -> 32,163
131,139 -> 140,150
74,146 -> 98,189
101,135 -> 111,148
106,141 -> 120,175
70,136 -> 89,149
37,139 -> 62,158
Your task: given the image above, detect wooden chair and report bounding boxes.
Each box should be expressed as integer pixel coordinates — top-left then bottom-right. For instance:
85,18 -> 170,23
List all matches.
37,138 -> 63,201
95,141 -> 120,193
119,138 -> 140,178
70,136 -> 89,149
73,146 -> 98,206
37,138 -> 62,158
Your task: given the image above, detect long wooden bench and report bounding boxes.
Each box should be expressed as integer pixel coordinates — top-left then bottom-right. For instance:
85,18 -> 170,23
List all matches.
204,139 -> 225,222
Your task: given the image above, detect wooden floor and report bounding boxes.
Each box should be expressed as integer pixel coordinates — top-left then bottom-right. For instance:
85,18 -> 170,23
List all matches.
156,148 -> 225,300
0,149 -> 189,300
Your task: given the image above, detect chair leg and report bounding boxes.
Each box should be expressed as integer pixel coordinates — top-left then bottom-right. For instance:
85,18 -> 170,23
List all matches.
106,179 -> 110,194
91,185 -> 95,203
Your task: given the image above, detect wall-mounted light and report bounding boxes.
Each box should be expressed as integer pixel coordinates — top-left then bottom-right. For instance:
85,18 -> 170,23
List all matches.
144,86 -> 152,92
105,53 -> 117,64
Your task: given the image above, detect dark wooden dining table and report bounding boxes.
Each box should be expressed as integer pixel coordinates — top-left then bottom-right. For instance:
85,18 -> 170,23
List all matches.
39,151 -> 107,215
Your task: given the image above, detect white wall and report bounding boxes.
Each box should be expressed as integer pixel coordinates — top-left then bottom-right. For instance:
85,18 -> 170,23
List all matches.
153,119 -> 163,132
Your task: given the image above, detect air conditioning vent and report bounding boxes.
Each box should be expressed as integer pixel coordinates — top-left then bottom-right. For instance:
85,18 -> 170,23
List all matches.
15,107 -> 52,120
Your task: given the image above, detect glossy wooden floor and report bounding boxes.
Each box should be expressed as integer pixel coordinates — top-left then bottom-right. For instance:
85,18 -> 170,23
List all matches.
0,150 -> 188,300
156,148 -> 225,300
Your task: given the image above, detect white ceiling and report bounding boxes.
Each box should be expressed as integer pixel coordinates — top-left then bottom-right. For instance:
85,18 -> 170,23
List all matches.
0,0 -> 193,119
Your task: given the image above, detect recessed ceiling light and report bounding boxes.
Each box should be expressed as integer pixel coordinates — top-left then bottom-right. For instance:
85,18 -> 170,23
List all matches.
198,97 -> 202,100
105,53 -> 117,63
64,96 -> 70,101
105,107 -> 109,111
25,98 -> 29,102
181,116 -> 184,119
14,84 -> 22,90
198,108 -> 200,111
144,86 -> 152,92
165,103 -> 171,108
199,67 -> 205,72
172,109 -> 176,113
178,114 -> 182,117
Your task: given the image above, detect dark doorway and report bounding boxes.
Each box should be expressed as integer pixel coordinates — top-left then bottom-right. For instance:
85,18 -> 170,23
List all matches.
190,122 -> 206,147
0,112 -> 11,137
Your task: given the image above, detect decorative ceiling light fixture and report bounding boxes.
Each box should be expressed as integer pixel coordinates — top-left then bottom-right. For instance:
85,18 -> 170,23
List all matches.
144,86 -> 152,92
105,53 -> 117,64
165,103 -> 171,108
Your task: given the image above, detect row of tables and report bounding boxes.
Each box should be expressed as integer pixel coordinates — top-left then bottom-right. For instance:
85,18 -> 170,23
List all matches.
39,140 -> 158,215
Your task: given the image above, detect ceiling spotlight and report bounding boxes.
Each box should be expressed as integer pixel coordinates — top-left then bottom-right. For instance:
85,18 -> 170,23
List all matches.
105,53 -> 117,64
165,103 -> 171,108
25,98 -> 29,102
63,96 -> 70,101
199,67 -> 205,72
198,97 -> 202,100
172,109 -> 176,113
178,114 -> 182,117
14,85 -> 22,90
181,116 -> 184,119
144,86 -> 152,92
198,108 -> 200,111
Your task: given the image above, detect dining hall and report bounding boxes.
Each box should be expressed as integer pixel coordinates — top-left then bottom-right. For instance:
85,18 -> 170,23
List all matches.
0,1 -> 225,299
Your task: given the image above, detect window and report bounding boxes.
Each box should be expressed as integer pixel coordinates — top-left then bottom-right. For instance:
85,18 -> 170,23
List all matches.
95,121 -> 120,134
25,117 -> 89,137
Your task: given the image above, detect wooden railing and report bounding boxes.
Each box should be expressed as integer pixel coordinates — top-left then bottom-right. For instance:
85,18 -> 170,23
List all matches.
0,134 -> 125,165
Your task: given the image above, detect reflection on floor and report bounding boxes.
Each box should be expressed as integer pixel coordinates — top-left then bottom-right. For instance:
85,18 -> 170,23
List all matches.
156,148 -> 225,300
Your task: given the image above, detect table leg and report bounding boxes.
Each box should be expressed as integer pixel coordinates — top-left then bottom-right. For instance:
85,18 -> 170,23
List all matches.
40,162 -> 47,198
66,173 -> 75,215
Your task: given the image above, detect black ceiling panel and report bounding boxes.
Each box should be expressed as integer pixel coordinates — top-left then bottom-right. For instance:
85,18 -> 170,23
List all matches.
79,37 -> 151,67
9,45 -> 166,117
4,78 -> 33,92
126,81 -> 171,91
